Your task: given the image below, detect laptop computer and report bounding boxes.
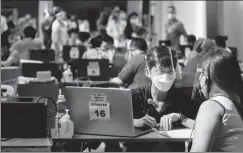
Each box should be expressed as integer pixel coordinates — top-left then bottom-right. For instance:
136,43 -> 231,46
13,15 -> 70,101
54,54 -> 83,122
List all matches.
29,49 -> 55,62
1,66 -> 21,83
21,62 -> 59,78
69,59 -> 111,81
64,87 -> 154,137
63,45 -> 86,62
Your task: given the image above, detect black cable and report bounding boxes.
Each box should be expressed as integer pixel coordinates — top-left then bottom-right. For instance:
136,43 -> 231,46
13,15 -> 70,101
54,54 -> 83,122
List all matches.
37,96 -> 57,118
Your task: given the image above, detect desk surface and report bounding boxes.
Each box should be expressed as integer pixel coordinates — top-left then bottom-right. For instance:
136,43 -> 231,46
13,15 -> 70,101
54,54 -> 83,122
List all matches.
52,130 -> 190,142
1,138 -> 53,147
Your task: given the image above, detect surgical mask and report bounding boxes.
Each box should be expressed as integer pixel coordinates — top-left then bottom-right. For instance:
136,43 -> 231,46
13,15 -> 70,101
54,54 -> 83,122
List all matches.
168,13 -> 175,20
152,73 -> 175,92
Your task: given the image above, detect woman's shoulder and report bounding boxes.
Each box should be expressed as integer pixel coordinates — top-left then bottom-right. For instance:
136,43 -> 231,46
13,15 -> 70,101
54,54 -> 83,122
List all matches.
199,100 -> 225,117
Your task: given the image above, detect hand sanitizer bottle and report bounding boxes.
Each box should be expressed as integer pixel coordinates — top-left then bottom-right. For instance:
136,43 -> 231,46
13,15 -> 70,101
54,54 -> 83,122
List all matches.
59,109 -> 74,138
62,66 -> 73,82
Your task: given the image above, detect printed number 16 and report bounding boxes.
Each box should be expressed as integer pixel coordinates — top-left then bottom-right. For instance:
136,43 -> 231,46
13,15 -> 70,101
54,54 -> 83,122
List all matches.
95,110 -> 106,117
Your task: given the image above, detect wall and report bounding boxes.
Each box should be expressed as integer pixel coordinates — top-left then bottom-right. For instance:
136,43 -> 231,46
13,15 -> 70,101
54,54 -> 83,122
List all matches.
206,1 -> 218,39
217,1 -> 243,60
2,0 -> 38,19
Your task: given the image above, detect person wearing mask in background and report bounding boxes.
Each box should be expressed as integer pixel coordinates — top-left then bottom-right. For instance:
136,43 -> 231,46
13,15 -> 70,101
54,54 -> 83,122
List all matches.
124,12 -> 141,40
78,16 -> 90,33
82,35 -> 103,59
41,13 -> 54,49
96,7 -> 112,33
122,45 -> 200,152
100,34 -> 115,64
165,5 -> 187,50
190,48 -> 243,152
184,34 -> 196,65
110,38 -> 151,89
1,26 -> 43,67
67,29 -> 81,46
214,35 -> 232,53
106,6 -> 127,47
51,11 -> 69,62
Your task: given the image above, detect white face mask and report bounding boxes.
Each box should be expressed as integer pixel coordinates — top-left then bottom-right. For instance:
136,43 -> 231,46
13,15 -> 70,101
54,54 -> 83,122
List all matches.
152,73 -> 175,92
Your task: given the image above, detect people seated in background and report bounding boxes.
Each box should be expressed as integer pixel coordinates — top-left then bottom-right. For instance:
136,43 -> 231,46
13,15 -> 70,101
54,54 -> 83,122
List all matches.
67,29 -> 81,46
82,35 -> 103,59
183,38 -> 215,76
110,38 -> 152,89
190,48 -> 243,152
214,35 -> 232,53
1,26 -> 43,67
100,34 -> 115,63
78,32 -> 91,49
106,6 -> 127,47
165,5 -> 187,50
122,45 -> 200,152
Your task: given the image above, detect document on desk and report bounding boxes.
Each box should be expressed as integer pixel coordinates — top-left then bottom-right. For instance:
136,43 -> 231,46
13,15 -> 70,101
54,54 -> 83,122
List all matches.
159,128 -> 194,139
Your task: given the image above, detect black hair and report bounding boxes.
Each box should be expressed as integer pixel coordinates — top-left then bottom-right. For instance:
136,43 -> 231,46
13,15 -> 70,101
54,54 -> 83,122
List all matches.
202,47 -> 243,120
145,45 -> 177,70
168,5 -> 176,13
187,35 -> 196,44
124,12 -> 139,39
68,28 -> 79,36
194,38 -> 215,54
78,32 -> 91,43
130,37 -> 147,52
102,34 -> 114,45
214,35 -> 228,48
90,35 -> 102,48
23,26 -> 36,39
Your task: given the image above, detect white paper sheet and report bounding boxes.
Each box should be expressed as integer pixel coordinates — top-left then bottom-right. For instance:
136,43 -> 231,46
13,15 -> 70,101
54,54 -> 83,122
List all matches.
159,128 -> 194,139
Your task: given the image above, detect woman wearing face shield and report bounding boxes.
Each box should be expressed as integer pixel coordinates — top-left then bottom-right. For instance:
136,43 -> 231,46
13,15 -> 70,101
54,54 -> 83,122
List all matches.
189,47 -> 243,152
122,45 -> 200,152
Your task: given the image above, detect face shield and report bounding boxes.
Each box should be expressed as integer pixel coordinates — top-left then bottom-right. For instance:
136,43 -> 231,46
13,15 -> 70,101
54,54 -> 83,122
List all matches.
145,47 -> 181,92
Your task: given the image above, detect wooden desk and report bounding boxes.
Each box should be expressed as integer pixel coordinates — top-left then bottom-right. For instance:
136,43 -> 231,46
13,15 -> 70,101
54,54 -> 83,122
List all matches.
1,138 -> 53,152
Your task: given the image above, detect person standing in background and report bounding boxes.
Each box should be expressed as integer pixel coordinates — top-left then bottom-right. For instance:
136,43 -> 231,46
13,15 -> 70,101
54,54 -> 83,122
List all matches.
1,15 -> 8,35
96,7 -> 112,33
69,13 -> 79,32
41,14 -> 54,49
106,6 -> 127,47
124,12 -> 141,40
51,11 -> 69,62
78,16 -> 90,33
165,6 -> 187,50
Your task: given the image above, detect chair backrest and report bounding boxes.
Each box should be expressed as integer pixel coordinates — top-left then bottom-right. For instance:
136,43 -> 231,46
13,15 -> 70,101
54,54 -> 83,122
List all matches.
29,49 -> 55,62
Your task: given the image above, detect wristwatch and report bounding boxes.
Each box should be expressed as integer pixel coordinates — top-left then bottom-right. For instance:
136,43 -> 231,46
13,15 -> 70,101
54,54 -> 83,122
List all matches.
179,113 -> 186,122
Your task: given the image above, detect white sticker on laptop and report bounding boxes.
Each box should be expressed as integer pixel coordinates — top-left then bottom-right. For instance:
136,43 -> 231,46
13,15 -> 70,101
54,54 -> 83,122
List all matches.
89,102 -> 111,120
91,93 -> 107,102
87,62 -> 100,76
70,47 -> 79,59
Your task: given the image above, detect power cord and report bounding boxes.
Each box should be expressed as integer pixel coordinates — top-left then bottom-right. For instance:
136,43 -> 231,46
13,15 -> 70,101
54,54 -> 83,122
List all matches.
36,96 -> 57,118
185,121 -> 196,152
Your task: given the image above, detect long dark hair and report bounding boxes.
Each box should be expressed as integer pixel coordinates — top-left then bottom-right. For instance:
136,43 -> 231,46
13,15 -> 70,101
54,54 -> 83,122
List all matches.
124,12 -> 138,40
202,47 -> 243,120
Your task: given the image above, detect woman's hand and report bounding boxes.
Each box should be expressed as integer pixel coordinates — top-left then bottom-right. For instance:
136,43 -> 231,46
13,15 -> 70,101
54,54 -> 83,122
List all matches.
134,115 -> 157,129
160,113 -> 181,131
